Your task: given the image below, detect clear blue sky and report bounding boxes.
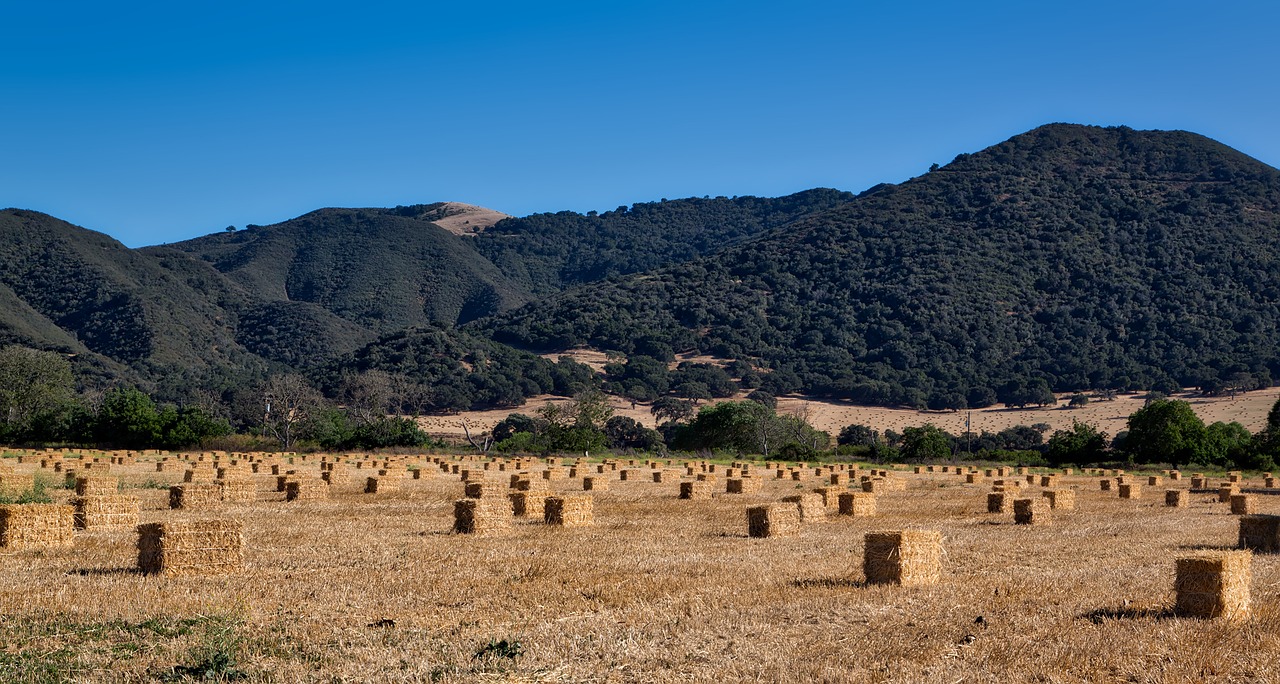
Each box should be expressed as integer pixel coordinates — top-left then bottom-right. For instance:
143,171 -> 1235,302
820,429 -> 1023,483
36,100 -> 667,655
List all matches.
3,1 -> 1277,247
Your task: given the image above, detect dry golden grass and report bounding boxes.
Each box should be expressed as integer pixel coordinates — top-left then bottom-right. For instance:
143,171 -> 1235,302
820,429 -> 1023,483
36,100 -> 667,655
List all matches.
2,453 -> 1280,682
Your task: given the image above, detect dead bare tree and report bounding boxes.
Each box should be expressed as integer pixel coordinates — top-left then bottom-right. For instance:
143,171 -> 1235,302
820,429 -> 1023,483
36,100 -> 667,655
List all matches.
461,418 -> 494,455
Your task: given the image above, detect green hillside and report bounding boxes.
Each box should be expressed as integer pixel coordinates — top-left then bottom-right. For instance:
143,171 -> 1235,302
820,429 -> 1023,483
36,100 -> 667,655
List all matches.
481,124 -> 1280,408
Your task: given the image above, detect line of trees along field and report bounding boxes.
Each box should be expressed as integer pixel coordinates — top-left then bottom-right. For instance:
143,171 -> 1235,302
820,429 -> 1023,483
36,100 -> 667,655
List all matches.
8,341 -> 1279,472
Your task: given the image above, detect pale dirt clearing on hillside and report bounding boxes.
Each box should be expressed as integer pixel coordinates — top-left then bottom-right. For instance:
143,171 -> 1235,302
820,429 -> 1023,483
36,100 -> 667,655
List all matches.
417,386 -> 1280,439
424,202 -> 511,235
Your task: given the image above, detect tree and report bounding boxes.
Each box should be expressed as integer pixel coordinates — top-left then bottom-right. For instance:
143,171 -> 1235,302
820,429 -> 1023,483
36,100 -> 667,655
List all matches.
1123,399 -> 1207,466
838,424 -> 878,447
0,346 -> 76,440
95,388 -> 162,448
261,374 -> 323,449
1046,421 -> 1108,466
899,424 -> 952,462
651,397 -> 694,425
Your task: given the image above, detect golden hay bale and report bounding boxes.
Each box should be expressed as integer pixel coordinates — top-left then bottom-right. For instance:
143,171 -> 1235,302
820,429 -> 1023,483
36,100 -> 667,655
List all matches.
726,477 -> 763,494
679,480 -> 713,500
182,468 -> 217,483
1014,498 -> 1051,525
863,530 -> 942,586
746,504 -> 801,538
965,474 -> 978,484
582,476 -> 609,492
1148,476 -> 1163,486
217,477 -> 256,503
1099,479 -> 1113,491
781,493 -> 827,523
1219,484 -> 1240,503
1266,477 -> 1277,489
453,498 -> 511,534
830,473 -> 849,486
0,473 -> 35,495
544,495 -> 593,527
1039,475 -> 1058,488
285,479 -> 328,502
1228,472 -> 1243,483
1119,483 -> 1142,500
1165,489 -> 1188,507
365,477 -> 399,494
1238,515 -> 1280,552
1190,477 -> 1206,488
136,520 -> 244,576
1175,551 -> 1250,620
169,484 -> 222,510
0,504 -> 74,550
510,491 -> 549,517
1230,494 -> 1257,515
987,492 -> 1011,514
1043,489 -> 1075,510
74,476 -> 119,497
618,469 -> 640,481
73,495 -> 139,531
1168,470 -> 1181,481
542,468 -> 567,481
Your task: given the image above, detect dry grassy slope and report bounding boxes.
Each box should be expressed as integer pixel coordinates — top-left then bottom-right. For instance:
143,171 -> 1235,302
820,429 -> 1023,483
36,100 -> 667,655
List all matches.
1,455 -> 1278,682
420,386 -> 1280,439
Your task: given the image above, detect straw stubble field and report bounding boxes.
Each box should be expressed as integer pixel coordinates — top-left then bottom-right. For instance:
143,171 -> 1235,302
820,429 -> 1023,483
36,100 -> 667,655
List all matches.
2,456 -> 1280,682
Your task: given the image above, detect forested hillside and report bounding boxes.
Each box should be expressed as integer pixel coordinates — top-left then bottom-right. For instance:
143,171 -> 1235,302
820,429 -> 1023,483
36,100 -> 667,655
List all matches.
481,124 -> 1280,409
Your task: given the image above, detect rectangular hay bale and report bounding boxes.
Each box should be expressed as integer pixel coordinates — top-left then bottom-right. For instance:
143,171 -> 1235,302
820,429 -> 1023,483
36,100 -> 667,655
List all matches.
863,530 -> 942,586
73,495 -> 140,531
453,498 -> 512,534
136,520 -> 244,575
544,495 -> 593,527
0,504 -> 75,550
781,493 -> 827,522
1238,514 -> 1280,552
746,504 -> 801,538
1014,497 -> 1051,525
169,484 -> 223,510
837,492 -> 877,517
1175,551 -> 1250,620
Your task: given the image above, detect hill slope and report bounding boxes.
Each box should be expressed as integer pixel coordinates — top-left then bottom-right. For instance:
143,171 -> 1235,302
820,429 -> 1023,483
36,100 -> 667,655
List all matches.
480,124 -> 1280,408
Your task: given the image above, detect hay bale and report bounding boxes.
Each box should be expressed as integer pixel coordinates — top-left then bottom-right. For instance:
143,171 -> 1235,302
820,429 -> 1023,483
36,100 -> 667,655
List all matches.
136,520 -> 244,576
1148,476 -> 1163,486
169,484 -> 222,510
74,476 -> 119,497
1266,477 -> 1277,489
1165,489 -> 1188,507
0,504 -> 74,550
1014,497 -> 1051,525
965,474 -> 978,484
1239,515 -> 1280,552
285,479 -> 327,501
1099,479 -> 1113,491
1169,470 -> 1182,481
837,492 -> 877,517
781,493 -> 827,523
1043,489 -> 1075,510
544,495 -> 593,527
1119,483 -> 1142,500
183,468 -> 217,483
1219,484 -> 1240,503
509,491 -> 548,517
73,495 -> 140,531
218,478 -> 256,503
1175,551 -> 1251,620
1230,494 -> 1257,515
987,492 -> 1011,514
453,498 -> 512,534
1039,475 -> 1058,488
679,480 -> 713,500
726,477 -> 762,494
1191,477 -> 1207,488
582,476 -> 609,492
863,530 -> 942,586
746,504 -> 801,538
0,473 -> 35,495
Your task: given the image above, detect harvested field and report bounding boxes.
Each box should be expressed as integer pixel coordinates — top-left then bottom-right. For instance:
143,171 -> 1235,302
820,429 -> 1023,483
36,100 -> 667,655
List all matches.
0,452 -> 1279,682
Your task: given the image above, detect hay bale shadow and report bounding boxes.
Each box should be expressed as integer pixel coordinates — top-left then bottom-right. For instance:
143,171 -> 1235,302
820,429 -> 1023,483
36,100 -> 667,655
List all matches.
1081,606 -> 1175,623
66,567 -> 143,576
1178,543 -> 1237,551
789,577 -> 868,589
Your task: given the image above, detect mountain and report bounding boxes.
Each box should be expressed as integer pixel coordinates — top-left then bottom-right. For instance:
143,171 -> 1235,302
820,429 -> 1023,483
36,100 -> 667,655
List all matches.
470,189 -> 855,296
480,124 -> 1280,408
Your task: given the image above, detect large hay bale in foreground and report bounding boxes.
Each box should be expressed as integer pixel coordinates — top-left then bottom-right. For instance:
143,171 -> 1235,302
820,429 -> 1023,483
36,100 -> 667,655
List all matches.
73,495 -> 140,531
1043,489 -> 1075,510
746,504 -> 801,538
285,479 -> 328,502
1238,515 -> 1280,552
837,492 -> 877,517
781,493 -> 827,523
74,476 -> 119,497
864,530 -> 942,586
1165,489 -> 1188,508
1014,497 -> 1051,525
136,520 -> 244,576
169,484 -> 222,510
453,498 -> 511,535
0,504 -> 74,550
1230,494 -> 1257,515
545,495 -> 593,527
1175,551 -> 1251,620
